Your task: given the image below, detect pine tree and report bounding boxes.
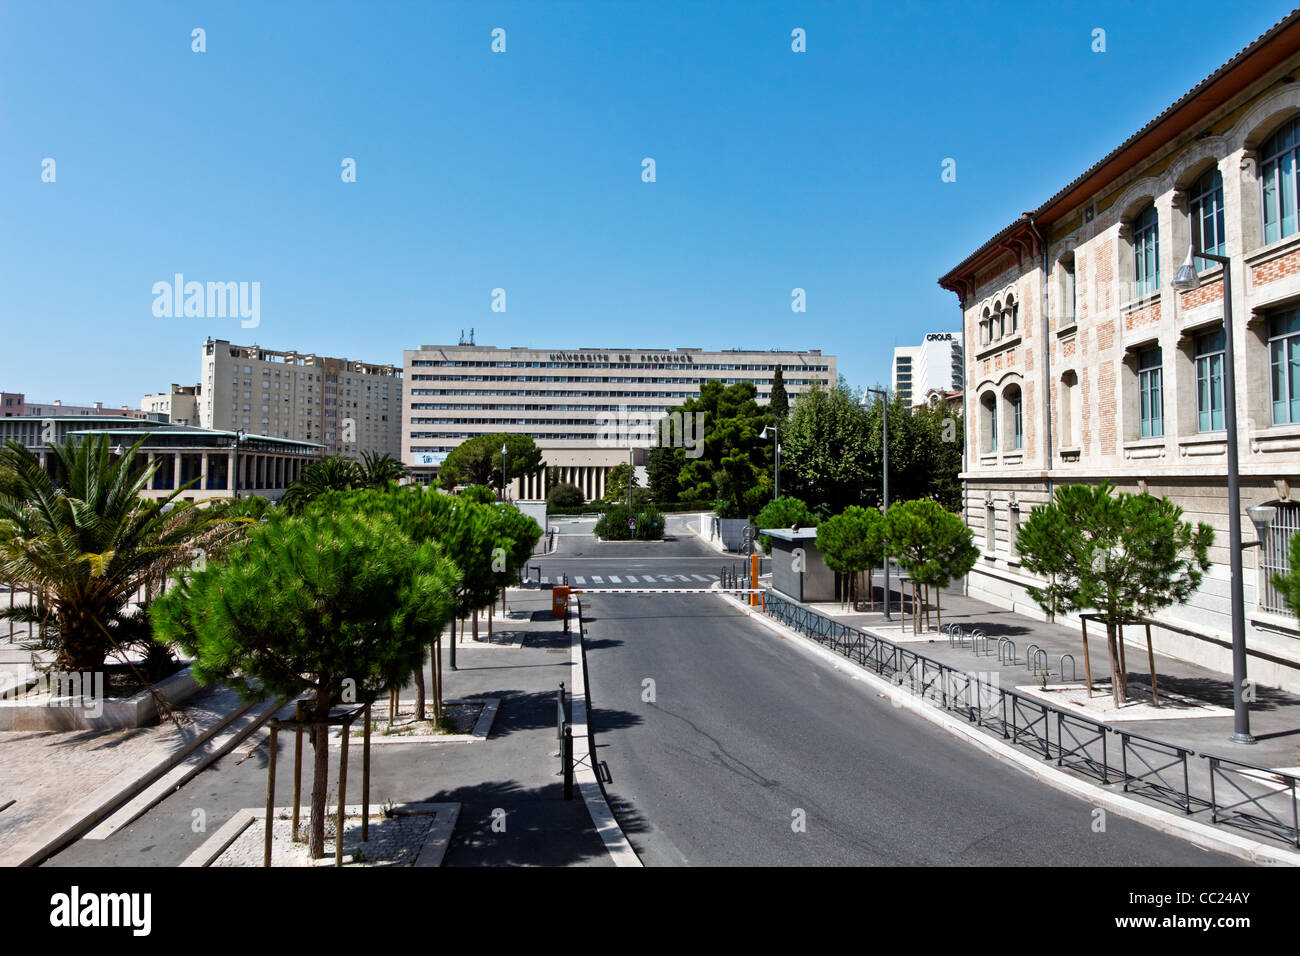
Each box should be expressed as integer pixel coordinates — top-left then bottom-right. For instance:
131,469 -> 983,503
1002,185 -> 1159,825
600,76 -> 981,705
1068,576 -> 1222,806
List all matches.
770,365 -> 789,419
151,510 -> 458,858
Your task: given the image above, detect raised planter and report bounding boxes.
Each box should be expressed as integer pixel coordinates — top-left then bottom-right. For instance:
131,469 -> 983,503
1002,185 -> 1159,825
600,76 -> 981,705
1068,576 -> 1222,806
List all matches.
0,665 -> 201,731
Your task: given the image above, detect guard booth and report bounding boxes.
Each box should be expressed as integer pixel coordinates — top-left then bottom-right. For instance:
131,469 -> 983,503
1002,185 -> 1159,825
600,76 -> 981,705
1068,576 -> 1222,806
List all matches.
552,586 -> 571,618
762,528 -> 836,603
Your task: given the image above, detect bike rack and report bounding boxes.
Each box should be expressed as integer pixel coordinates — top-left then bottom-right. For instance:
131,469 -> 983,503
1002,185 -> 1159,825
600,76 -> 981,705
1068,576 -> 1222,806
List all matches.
1030,647 -> 1049,677
1025,643 -> 1040,671
1060,653 -> 1077,682
997,637 -> 1016,665
970,628 -> 988,656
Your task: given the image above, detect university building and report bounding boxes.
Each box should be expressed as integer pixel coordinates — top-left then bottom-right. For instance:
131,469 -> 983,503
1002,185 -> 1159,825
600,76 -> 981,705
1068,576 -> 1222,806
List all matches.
199,338 -> 402,462
402,343 -> 835,497
938,8 -> 1300,691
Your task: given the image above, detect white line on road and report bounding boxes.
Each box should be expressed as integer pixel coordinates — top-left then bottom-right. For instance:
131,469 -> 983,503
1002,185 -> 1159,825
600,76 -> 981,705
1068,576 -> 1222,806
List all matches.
574,576 -> 585,585
608,575 -> 621,583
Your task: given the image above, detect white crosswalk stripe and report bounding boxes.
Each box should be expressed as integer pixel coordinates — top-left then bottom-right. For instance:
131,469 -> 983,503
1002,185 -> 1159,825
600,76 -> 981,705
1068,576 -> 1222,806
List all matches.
592,576 -> 603,584
691,574 -> 710,581
609,575 -> 621,583
643,575 -> 658,583
574,576 -> 585,585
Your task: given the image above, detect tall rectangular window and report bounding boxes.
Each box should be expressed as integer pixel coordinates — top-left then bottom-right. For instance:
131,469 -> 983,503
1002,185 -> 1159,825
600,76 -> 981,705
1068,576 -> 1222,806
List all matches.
1133,206 -> 1160,297
1195,329 -> 1226,433
1138,346 -> 1164,438
985,504 -> 996,552
1063,258 -> 1076,323
1189,168 -> 1225,269
1262,119 -> 1300,245
1269,307 -> 1300,424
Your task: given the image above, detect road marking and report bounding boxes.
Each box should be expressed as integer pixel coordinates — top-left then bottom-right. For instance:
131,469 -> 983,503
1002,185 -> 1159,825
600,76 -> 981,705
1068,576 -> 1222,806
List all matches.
592,576 -> 603,584
691,573 -> 711,581
608,575 -> 621,584
573,576 -> 585,585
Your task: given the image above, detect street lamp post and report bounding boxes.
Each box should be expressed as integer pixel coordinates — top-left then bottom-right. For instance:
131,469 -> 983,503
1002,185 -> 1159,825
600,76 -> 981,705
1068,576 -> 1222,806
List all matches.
501,442 -> 508,502
1171,243 -> 1254,744
760,425 -> 780,499
233,428 -> 246,499
867,388 -> 892,621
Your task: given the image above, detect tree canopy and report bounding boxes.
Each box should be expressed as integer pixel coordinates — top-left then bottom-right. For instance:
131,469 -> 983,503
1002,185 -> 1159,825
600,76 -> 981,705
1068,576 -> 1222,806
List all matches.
437,434 -> 544,493
1016,483 -> 1213,706
753,496 -> 819,554
151,509 -> 459,859
882,499 -> 978,632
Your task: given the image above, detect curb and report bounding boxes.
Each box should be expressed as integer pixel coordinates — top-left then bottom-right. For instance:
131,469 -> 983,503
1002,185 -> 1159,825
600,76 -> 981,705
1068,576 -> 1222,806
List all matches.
567,602 -> 642,867
715,590 -> 1300,868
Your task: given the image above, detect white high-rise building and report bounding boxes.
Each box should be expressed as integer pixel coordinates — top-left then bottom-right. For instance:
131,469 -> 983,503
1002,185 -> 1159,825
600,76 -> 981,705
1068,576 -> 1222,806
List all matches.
891,332 -> 964,408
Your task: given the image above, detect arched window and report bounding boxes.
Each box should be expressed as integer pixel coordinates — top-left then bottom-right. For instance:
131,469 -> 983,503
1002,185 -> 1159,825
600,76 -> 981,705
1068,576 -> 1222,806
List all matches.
1133,205 -> 1160,296
981,308 -> 992,345
1003,294 -> 1018,336
981,391 -> 997,453
1189,167 -> 1225,266
1261,118 -> 1300,245
1003,385 -> 1023,451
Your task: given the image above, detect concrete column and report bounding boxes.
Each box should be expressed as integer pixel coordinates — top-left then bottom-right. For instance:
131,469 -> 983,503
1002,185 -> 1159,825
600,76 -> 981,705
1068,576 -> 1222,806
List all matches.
146,452 -> 156,490
173,452 -> 182,491
227,451 -> 236,492
200,452 -> 210,491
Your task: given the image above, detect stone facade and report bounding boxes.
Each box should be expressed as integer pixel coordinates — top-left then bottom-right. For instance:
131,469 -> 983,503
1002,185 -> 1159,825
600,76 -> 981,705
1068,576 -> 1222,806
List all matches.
939,13 -> 1300,692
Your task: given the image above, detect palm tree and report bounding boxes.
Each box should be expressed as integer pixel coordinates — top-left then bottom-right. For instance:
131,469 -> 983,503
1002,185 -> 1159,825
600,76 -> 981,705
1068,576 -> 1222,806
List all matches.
357,451 -> 408,488
0,436 -> 217,672
280,455 -> 361,514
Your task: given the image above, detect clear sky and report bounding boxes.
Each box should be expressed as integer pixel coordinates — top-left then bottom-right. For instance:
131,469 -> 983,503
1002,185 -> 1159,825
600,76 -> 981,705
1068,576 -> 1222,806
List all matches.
1,0 -> 1295,407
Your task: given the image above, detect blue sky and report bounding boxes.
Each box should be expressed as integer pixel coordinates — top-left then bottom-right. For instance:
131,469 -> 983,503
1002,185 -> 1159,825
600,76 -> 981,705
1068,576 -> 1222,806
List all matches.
1,0 -> 1295,407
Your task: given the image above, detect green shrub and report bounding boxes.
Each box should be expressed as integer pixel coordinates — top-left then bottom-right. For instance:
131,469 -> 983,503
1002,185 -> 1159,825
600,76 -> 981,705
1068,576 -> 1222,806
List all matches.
594,503 -> 665,540
546,482 -> 585,509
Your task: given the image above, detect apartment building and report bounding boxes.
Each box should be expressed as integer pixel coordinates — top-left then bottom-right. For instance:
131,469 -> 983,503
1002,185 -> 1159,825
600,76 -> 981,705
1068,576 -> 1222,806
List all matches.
141,384 -> 201,425
891,332 -> 964,408
200,339 -> 402,461
938,8 -> 1300,691
402,344 -> 835,497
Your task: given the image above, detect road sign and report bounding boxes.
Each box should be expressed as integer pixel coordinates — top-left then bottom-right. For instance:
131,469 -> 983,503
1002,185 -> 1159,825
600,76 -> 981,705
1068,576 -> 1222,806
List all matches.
628,518 -> 637,530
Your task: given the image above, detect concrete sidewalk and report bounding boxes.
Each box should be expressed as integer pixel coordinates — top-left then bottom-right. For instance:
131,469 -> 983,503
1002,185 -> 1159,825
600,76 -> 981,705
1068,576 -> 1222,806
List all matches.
822,582 -> 1300,773
407,588 -> 615,866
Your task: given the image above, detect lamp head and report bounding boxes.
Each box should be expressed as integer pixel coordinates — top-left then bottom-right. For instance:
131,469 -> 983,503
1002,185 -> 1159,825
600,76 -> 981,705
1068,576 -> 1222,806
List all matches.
1247,504 -> 1277,538
1172,245 -> 1200,293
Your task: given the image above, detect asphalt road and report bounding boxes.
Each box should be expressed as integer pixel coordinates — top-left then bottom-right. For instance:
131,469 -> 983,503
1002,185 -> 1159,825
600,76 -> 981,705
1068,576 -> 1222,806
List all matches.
561,531 -> 1236,866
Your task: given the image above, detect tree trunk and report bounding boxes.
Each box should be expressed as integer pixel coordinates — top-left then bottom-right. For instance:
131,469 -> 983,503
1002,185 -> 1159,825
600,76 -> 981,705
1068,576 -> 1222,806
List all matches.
935,587 -> 942,633
868,567 -> 874,611
1105,622 -> 1124,709
473,608 -> 479,644
413,649 -> 427,721
308,689 -> 332,859
488,602 -> 493,641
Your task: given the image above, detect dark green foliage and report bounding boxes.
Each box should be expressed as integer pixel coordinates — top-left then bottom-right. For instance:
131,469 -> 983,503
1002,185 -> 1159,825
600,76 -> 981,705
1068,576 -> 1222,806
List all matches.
816,506 -> 885,576
659,380 -> 778,516
1271,533 -> 1300,616
437,434 -> 544,493
357,451 -> 409,487
151,508 -> 459,858
1016,483 -> 1213,705
753,496 -> 818,554
0,436 -> 219,671
782,381 -> 875,515
594,504 -> 665,540
280,455 -> 361,514
546,482 -> 585,509
645,445 -> 680,503
769,365 -> 789,420
460,484 -> 497,504
882,499 -> 978,631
